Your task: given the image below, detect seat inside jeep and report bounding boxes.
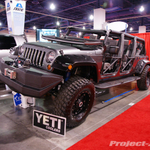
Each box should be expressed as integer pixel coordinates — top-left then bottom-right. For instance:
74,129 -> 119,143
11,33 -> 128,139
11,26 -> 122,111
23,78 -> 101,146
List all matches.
103,38 -> 119,73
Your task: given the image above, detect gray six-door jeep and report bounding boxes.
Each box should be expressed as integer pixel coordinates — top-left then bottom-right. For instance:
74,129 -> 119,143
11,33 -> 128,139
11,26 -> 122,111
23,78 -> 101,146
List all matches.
0,27 -> 149,127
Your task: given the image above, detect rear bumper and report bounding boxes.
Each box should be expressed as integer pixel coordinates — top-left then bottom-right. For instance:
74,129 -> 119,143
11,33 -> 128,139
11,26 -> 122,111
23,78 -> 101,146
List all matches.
0,58 -> 63,97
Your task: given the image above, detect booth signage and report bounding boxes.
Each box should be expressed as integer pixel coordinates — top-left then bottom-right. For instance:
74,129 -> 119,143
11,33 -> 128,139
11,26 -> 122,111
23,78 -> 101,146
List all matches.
36,29 -> 59,42
5,0 -> 26,35
33,110 -> 66,136
14,93 -> 22,106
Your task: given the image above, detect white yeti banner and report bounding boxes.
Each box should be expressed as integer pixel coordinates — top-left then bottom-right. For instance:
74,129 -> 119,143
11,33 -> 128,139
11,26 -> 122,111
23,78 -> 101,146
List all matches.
5,0 -> 26,35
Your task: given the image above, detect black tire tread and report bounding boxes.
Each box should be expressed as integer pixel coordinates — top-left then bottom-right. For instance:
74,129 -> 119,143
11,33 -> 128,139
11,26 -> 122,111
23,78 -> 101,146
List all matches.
53,76 -> 95,127
137,65 -> 150,90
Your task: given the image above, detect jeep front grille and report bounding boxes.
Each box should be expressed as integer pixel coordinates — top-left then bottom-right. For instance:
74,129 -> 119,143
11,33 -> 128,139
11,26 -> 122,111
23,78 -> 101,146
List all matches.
23,47 -> 46,67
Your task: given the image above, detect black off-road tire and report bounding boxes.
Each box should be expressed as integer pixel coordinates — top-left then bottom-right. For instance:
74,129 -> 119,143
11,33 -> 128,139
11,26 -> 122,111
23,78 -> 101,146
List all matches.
53,76 -> 95,128
137,65 -> 150,90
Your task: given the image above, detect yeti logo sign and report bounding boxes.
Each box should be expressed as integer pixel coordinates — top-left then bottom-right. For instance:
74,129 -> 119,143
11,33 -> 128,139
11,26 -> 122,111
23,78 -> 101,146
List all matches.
13,3 -> 23,11
33,110 -> 66,136
7,3 -> 10,11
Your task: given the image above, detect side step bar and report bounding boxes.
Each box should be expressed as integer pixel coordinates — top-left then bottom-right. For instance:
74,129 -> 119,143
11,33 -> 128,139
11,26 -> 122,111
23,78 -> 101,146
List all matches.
95,76 -> 140,89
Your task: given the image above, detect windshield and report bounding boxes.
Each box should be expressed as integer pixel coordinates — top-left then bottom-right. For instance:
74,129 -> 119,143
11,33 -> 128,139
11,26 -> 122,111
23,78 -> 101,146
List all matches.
42,28 -> 106,50
59,42 -> 102,50
66,30 -> 106,41
59,29 -> 106,50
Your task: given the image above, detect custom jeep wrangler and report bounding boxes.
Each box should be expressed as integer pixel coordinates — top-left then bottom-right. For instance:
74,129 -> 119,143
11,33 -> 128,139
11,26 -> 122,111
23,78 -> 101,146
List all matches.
0,27 -> 150,127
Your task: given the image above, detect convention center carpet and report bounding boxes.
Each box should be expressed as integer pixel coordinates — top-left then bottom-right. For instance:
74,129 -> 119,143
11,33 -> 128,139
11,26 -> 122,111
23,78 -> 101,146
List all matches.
67,95 -> 150,150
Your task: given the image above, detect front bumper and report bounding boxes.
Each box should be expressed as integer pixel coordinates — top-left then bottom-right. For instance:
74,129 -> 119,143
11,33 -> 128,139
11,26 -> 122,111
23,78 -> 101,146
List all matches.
0,57 -> 63,97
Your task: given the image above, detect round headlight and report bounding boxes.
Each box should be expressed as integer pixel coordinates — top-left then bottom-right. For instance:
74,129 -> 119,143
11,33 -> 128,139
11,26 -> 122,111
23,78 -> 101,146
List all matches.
9,47 -> 15,55
18,46 -> 24,55
9,46 -> 19,55
46,51 -> 56,63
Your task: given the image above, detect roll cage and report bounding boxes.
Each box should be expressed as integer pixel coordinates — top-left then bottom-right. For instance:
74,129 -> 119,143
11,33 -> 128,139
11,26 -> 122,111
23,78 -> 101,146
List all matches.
101,30 -> 146,75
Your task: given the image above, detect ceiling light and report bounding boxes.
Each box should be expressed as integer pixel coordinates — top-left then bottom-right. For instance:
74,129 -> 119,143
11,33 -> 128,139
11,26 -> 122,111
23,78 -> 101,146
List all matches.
56,21 -> 60,26
130,27 -> 133,31
33,26 -> 36,30
83,26 -> 85,30
139,6 -> 144,12
89,14 -> 94,20
79,32 -> 82,36
0,22 -> 2,26
50,3 -> 55,10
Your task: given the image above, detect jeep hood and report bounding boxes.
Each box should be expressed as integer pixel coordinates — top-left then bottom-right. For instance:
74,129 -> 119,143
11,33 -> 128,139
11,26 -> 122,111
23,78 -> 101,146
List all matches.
24,42 -> 100,55
25,42 -> 80,52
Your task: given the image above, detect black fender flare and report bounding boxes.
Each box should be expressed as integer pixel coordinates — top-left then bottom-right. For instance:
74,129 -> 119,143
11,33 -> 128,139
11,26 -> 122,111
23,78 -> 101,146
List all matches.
52,55 -> 97,72
135,59 -> 150,75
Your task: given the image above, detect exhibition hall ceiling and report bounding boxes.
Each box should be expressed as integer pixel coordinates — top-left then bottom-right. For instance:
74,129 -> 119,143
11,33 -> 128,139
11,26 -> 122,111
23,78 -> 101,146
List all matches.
0,0 -> 150,33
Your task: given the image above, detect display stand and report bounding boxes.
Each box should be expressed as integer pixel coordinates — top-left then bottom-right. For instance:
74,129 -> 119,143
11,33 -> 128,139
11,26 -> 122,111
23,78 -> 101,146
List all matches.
5,0 -> 26,35
12,91 -> 35,108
